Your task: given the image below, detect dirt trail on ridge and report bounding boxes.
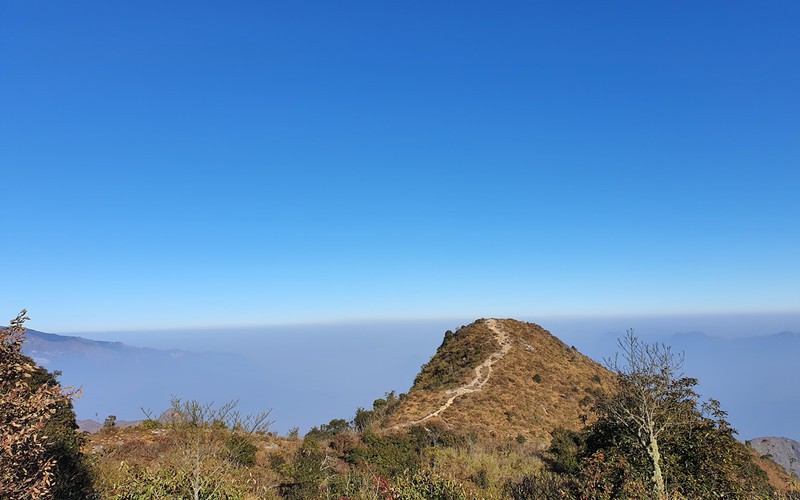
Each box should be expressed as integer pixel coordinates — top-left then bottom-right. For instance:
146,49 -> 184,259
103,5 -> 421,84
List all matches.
390,319 -> 512,429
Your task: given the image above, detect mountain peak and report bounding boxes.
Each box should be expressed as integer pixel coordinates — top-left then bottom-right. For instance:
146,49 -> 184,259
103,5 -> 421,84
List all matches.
382,318 -> 615,448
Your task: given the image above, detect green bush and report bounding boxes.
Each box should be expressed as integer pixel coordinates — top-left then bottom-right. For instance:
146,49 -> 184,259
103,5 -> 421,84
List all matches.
353,407 -> 375,432
103,415 -> 117,430
385,469 -> 469,500
544,428 -> 584,475
139,418 -> 161,430
278,437 -> 329,499
100,461 -> 250,500
413,325 -> 498,392
354,391 -> 403,432
345,433 -> 420,478
506,471 -> 573,500
27,356 -> 95,499
226,433 -> 258,467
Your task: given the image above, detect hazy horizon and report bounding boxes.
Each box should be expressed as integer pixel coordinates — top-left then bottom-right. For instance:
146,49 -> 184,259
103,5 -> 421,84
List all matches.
25,313 -> 800,441
53,310 -> 800,349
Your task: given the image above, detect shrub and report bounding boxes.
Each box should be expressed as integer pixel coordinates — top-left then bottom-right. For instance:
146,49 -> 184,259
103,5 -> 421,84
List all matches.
354,391 -> 403,432
94,398 -> 276,499
413,324 -> 498,392
226,433 -> 258,467
103,415 -> 117,430
139,418 -> 161,430
0,310 -> 89,499
353,407 -> 376,432
279,437 -> 330,499
30,366 -> 94,499
544,428 -> 584,475
346,433 -> 420,478
385,469 -> 469,500
506,471 -> 573,500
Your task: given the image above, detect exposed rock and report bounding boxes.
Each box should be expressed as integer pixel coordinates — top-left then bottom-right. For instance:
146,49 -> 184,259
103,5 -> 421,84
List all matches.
748,437 -> 800,478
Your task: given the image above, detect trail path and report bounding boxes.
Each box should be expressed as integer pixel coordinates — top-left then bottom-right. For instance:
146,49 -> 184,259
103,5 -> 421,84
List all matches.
390,319 -> 513,430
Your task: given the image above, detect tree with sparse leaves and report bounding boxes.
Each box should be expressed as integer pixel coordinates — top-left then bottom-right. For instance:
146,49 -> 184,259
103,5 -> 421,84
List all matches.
515,331 -> 776,498
166,397 -> 274,500
1,310 -> 81,499
577,329 -> 774,498
596,329 -> 697,497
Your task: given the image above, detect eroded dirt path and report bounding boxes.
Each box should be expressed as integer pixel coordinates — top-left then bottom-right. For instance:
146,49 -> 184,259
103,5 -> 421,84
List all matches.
390,319 -> 512,429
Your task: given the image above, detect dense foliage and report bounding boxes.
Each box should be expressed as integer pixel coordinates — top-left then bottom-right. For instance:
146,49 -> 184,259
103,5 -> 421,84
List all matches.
0,311 -> 91,499
28,363 -> 95,499
412,325 -> 498,392
509,332 -> 779,499
519,409 -> 776,498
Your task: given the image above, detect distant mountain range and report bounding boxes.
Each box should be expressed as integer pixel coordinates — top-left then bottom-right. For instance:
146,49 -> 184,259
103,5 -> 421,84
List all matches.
22,329 -> 260,426
25,329 -> 196,366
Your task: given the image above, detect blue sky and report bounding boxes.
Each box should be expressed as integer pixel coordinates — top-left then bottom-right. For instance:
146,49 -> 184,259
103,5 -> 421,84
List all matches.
2,1 -> 799,331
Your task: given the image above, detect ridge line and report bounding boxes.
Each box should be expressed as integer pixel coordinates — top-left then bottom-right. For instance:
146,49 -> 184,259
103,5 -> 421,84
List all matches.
390,319 -> 513,430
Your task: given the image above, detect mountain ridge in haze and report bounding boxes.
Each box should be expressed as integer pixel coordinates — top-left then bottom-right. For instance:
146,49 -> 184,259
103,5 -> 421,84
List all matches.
21,329 -> 262,426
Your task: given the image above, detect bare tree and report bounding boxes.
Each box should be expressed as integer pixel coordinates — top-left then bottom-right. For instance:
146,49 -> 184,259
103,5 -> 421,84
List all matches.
599,329 -> 698,499
164,397 -> 274,500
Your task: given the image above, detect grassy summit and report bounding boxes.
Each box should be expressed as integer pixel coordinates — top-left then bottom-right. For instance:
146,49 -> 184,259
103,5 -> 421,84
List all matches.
383,318 -> 615,448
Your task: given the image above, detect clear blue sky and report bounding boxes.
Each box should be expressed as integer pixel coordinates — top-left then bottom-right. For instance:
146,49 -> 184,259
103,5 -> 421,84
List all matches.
2,1 -> 799,331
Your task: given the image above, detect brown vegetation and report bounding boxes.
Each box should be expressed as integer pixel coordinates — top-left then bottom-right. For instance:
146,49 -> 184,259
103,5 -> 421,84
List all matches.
6,314 -> 798,498
384,319 -> 615,448
1,310 -> 83,499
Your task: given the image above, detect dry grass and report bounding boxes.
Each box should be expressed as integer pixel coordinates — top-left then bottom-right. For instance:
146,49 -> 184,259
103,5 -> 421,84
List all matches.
750,449 -> 800,497
426,442 -> 544,498
411,321 -> 500,392
87,424 -> 297,499
383,319 -> 615,447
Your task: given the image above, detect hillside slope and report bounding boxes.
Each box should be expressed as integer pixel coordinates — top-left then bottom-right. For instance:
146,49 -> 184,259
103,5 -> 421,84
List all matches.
748,437 -> 800,478
383,318 -> 615,448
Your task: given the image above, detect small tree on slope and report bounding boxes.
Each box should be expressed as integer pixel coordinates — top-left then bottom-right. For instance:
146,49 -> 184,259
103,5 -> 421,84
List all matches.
525,330 -> 775,497
596,329 -> 697,498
